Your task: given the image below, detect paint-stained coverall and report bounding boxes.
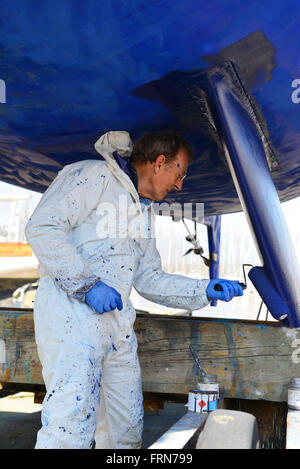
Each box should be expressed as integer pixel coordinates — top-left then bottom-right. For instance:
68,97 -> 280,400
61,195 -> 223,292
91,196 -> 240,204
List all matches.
25,131 -> 210,449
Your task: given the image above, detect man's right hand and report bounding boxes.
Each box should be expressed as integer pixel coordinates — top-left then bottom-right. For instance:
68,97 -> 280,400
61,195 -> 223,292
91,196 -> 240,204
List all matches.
85,281 -> 123,314
206,278 -> 244,302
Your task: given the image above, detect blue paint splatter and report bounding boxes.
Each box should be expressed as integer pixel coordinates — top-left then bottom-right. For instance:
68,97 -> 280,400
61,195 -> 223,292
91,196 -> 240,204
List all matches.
256,325 -> 267,333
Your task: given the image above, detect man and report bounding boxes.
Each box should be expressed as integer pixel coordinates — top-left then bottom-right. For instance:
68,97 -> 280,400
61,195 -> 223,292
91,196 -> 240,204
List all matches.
26,130 -> 243,449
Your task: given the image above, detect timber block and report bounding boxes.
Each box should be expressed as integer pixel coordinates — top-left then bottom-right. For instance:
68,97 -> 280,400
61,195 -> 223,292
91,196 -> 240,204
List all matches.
1,310 -> 300,403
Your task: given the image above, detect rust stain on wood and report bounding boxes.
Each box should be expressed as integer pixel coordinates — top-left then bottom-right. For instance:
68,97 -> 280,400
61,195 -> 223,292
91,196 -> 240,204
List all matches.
3,367 -> 10,381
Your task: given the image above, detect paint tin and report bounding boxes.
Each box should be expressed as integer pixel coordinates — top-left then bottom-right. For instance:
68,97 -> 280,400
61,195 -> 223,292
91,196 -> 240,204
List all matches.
288,378 -> 300,410
188,375 -> 219,413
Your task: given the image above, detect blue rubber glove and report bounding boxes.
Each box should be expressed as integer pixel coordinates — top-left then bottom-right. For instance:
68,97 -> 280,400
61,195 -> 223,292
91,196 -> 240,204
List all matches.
206,278 -> 244,302
85,281 -> 123,314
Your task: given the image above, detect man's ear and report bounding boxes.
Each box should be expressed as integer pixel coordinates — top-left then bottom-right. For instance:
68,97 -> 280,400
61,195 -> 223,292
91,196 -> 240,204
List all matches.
154,154 -> 166,174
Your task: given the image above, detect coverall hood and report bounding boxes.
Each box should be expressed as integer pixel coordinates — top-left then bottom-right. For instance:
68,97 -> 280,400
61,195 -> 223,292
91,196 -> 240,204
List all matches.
94,131 -> 141,209
95,131 -> 133,160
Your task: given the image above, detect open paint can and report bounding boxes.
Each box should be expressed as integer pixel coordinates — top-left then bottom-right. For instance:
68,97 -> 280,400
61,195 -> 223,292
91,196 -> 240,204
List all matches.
188,375 -> 219,413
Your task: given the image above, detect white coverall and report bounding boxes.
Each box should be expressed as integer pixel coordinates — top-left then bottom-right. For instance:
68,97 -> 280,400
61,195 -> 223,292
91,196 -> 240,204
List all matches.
25,131 -> 210,449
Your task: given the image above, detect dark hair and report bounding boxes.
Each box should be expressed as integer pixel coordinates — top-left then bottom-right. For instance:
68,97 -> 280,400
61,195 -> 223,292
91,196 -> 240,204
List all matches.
130,130 -> 194,165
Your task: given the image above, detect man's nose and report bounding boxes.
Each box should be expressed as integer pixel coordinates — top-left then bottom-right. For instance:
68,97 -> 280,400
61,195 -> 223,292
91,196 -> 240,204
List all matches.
173,180 -> 183,191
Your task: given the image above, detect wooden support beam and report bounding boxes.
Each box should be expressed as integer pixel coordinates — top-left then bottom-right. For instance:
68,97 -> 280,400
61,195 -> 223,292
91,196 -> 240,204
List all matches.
1,310 -> 300,402
135,314 -> 300,402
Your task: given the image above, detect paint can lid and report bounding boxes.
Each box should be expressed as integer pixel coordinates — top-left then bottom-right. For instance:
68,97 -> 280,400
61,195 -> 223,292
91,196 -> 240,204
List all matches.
198,374 -> 218,384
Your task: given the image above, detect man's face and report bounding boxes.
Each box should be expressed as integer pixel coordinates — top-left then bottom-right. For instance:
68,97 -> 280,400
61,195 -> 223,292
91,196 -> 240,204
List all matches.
152,147 -> 189,201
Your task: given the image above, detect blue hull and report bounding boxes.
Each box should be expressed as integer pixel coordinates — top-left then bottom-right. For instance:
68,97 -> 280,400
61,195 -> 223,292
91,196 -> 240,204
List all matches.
0,0 -> 300,216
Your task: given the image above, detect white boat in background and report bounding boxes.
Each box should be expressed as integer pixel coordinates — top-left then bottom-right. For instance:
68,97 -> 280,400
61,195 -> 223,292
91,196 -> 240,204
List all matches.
0,182 -> 41,279
0,255 -> 39,279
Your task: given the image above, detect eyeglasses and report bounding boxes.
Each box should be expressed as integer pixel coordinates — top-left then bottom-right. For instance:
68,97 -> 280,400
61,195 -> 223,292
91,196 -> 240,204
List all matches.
177,173 -> 187,182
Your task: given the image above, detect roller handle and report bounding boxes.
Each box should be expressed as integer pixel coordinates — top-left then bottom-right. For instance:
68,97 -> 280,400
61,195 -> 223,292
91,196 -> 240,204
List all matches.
214,282 -> 246,291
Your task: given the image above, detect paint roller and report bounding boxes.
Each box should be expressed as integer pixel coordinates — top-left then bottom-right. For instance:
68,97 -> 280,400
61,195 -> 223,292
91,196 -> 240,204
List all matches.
248,266 -> 289,323
213,264 -> 290,325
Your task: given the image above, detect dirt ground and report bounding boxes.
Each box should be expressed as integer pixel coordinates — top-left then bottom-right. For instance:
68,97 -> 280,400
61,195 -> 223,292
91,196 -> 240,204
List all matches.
0,390 -> 187,449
